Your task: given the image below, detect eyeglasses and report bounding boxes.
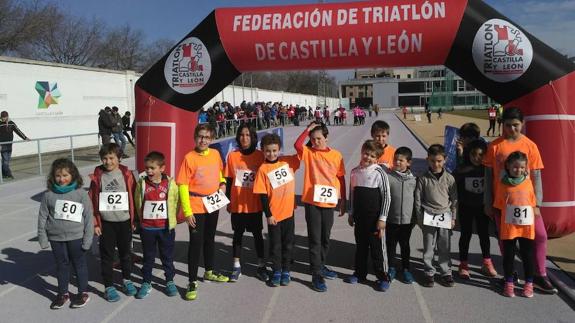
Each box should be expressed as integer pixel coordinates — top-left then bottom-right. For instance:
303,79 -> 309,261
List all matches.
196,135 -> 212,141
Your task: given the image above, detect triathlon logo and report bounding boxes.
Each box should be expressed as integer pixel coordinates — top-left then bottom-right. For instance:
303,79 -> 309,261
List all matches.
164,37 -> 211,94
472,19 -> 533,83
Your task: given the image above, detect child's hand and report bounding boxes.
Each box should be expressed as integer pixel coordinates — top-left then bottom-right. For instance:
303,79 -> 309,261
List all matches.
451,219 -> 456,229
307,122 -> 318,131
534,207 -> 541,217
187,215 -> 197,228
376,220 -> 386,231
347,214 -> 354,227
94,227 -> 102,236
267,216 -> 277,226
338,199 -> 347,217
219,185 -> 226,195
484,205 -> 494,218
456,138 -> 464,157
376,220 -> 386,238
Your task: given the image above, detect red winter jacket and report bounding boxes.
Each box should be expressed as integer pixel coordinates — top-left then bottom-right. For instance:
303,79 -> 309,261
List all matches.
88,164 -> 136,229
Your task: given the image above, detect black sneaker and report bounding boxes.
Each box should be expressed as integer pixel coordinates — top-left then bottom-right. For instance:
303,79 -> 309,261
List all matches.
71,292 -> 90,308
440,275 -> 455,287
50,293 -> 69,310
533,275 -> 558,294
423,275 -> 434,288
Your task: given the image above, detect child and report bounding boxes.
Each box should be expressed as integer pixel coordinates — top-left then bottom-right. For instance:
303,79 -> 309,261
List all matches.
483,107 -> 555,293
253,133 -> 300,287
455,122 -> 480,167
415,144 -> 458,288
134,151 -> 179,299
345,140 -> 391,291
371,120 -> 396,169
495,152 -> 537,298
224,125 -> 267,282
89,143 -> 137,302
38,158 -> 94,309
385,147 -> 417,284
455,140 -> 497,279
295,122 -> 346,292
177,124 -> 229,301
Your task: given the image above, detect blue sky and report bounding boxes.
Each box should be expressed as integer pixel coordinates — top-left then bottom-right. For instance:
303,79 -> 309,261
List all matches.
50,0 -> 575,79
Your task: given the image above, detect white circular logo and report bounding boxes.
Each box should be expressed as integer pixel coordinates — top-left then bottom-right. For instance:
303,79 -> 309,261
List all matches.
159,192 -> 166,199
164,37 -> 212,94
472,19 -> 533,83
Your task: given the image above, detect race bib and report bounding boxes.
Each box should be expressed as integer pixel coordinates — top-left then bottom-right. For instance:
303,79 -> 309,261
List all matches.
489,111 -> 496,118
202,190 -> 230,213
267,164 -> 293,189
143,201 -> 167,220
313,185 -> 338,204
505,205 -> 534,226
465,177 -> 484,194
423,210 -> 452,229
235,169 -> 255,188
54,200 -> 84,223
99,192 -> 129,212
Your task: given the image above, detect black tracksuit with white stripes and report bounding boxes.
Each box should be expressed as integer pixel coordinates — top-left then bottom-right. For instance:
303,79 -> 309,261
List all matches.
349,164 -> 391,280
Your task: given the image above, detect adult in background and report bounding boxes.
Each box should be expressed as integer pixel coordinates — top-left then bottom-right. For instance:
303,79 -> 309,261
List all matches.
111,106 -> 128,158
486,105 -> 497,137
483,107 -> 557,294
122,111 -> 135,147
0,111 -> 30,179
98,107 -> 114,145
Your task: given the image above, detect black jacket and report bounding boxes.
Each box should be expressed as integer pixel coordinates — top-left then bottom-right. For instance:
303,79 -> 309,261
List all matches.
98,110 -> 114,135
0,120 -> 28,151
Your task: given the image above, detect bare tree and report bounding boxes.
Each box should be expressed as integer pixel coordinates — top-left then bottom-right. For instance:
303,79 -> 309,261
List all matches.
96,25 -> 145,71
0,0 -> 57,54
23,15 -> 104,66
139,38 -> 176,73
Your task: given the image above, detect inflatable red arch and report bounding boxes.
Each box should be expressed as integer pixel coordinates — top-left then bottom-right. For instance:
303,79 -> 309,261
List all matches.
135,0 -> 575,238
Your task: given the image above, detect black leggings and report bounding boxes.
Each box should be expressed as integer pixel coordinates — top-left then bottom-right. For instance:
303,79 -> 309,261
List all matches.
188,212 -> 219,282
458,207 -> 491,261
385,223 -> 414,270
233,230 -> 264,259
503,238 -> 534,281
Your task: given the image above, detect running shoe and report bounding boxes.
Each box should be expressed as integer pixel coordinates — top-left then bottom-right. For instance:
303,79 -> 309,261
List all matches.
185,282 -> 198,301
203,270 -> 230,283
136,282 -> 152,299
50,293 -> 69,309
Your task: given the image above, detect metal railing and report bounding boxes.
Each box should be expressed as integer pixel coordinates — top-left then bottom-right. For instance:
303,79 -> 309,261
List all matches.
0,132 -> 100,184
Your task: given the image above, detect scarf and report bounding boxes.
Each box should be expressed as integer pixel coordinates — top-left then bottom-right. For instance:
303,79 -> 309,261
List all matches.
501,173 -> 526,186
53,182 -> 78,194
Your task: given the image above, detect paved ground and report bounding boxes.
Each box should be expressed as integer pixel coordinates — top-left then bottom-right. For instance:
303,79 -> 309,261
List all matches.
1,112 -> 574,323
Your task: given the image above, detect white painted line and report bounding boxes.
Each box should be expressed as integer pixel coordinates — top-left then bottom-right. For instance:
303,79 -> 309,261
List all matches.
100,297 -> 135,323
413,284 -> 434,323
541,201 -> 575,207
0,230 -> 36,246
525,114 -> 575,121
0,265 -> 55,298
136,122 -> 177,177
0,205 -> 38,218
261,286 -> 281,323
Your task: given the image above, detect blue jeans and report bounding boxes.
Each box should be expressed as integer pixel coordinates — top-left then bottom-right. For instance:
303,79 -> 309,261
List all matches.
50,239 -> 89,295
140,229 -> 176,283
1,149 -> 12,177
112,132 -> 127,153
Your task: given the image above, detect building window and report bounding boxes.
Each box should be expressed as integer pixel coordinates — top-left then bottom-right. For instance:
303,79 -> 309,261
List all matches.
407,74 -> 411,79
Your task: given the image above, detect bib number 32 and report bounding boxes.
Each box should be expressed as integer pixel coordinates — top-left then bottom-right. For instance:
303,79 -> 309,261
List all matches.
202,190 -> 230,213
